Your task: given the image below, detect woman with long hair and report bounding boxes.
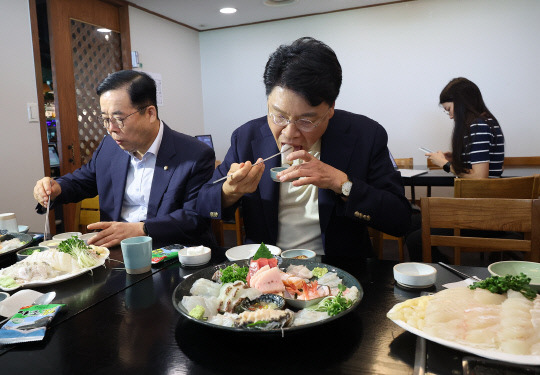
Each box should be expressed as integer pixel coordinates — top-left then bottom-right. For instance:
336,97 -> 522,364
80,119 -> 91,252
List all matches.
406,78 -> 505,262
426,77 -> 504,178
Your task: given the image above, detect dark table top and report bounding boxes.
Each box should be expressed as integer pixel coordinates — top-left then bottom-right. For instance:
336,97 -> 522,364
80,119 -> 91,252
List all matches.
6,248 -> 534,375
401,166 -> 539,187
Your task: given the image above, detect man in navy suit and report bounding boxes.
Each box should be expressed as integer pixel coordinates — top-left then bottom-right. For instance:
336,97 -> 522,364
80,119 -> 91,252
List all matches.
33,70 -> 215,249
197,37 -> 411,257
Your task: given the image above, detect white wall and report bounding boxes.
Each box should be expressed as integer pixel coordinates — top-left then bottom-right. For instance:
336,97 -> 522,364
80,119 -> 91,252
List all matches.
128,7 -> 204,136
0,0 -> 44,232
200,0 -> 540,162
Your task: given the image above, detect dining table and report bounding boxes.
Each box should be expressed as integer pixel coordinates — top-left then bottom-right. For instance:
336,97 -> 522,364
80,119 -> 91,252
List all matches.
401,165 -> 540,203
0,244 -> 538,374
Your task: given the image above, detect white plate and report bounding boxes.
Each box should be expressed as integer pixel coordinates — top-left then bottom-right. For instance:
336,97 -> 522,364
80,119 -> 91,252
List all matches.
225,244 -> 281,261
0,247 -> 109,292
388,313 -> 540,366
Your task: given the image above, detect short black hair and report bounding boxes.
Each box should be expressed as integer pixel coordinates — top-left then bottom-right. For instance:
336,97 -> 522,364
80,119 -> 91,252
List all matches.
263,37 -> 342,106
97,70 -> 158,116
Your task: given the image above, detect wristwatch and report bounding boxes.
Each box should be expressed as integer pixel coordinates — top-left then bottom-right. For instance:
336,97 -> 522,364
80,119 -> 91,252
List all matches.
443,161 -> 452,173
340,179 -> 353,197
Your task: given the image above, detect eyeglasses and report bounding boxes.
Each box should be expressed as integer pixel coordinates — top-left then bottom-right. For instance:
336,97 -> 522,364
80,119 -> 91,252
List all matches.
98,105 -> 149,129
269,107 -> 331,132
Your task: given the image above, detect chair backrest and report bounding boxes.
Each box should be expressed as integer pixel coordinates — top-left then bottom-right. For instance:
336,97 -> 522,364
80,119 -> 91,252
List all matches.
421,197 -> 540,264
454,175 -> 540,199
427,159 -> 442,170
504,156 -> 540,166
74,196 -> 100,233
394,157 -> 413,169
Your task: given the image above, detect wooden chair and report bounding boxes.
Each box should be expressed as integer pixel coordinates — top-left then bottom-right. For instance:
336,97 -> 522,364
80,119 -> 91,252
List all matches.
371,157 -> 411,262
421,197 -> 540,265
74,196 -> 100,233
211,207 -> 244,246
454,175 -> 540,199
504,156 -> 540,166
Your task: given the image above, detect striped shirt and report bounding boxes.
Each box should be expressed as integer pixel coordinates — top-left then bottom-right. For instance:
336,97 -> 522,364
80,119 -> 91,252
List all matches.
463,118 -> 504,177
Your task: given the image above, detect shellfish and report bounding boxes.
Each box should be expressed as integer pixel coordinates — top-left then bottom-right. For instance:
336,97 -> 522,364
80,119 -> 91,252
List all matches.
234,308 -> 294,329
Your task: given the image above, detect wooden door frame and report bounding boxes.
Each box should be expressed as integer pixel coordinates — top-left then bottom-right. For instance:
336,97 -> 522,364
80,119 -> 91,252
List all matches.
31,0 -> 131,232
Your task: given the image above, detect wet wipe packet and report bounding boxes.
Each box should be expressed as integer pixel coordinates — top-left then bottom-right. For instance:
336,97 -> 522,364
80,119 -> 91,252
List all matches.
0,304 -> 64,345
151,244 -> 184,264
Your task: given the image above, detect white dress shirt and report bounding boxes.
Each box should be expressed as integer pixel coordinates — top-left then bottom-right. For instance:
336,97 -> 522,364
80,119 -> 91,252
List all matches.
276,140 -> 324,254
120,121 -> 164,222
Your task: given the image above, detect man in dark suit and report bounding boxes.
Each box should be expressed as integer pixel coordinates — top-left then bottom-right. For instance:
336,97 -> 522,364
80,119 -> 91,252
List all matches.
33,70 -> 215,249
197,37 -> 411,257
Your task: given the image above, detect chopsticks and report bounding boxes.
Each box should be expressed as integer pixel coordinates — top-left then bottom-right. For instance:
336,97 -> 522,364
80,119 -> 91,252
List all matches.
44,196 -> 50,241
212,145 -> 292,184
438,262 -> 482,282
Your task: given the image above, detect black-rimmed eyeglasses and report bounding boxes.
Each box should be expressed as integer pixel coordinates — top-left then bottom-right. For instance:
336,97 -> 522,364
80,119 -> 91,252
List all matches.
269,107 -> 331,132
98,105 -> 150,129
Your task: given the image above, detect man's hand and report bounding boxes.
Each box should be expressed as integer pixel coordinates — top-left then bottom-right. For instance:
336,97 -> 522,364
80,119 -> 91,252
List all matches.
33,177 -> 62,207
221,159 -> 265,207
276,150 -> 348,194
86,221 -> 145,248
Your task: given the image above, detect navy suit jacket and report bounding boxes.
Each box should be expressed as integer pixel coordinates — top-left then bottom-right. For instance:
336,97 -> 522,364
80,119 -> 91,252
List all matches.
52,123 -> 215,249
197,110 -> 411,257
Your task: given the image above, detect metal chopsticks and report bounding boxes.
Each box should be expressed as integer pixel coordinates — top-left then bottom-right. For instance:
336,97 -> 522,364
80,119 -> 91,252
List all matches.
438,262 -> 482,282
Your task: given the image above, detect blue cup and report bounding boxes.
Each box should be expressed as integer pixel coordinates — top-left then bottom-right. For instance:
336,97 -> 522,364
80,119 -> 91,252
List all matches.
121,236 -> 152,274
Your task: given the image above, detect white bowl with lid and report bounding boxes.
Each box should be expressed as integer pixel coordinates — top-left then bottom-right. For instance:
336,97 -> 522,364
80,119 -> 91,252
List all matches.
393,262 -> 437,288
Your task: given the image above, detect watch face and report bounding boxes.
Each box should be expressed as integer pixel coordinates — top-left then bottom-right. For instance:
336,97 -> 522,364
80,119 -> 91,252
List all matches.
342,181 -> 352,196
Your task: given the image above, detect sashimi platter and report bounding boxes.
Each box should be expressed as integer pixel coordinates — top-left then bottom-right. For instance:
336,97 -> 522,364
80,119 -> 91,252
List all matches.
387,274 -> 540,365
173,243 -> 363,333
0,236 -> 109,291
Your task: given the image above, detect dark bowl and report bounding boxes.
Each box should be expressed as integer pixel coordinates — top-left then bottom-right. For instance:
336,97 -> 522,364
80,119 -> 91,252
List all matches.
16,246 -> 49,261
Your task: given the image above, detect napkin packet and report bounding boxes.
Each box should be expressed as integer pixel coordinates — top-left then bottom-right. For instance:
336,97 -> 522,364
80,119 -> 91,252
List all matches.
151,244 -> 185,264
0,304 -> 64,345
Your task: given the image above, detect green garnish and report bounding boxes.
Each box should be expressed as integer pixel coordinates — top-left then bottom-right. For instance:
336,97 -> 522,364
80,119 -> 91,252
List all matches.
220,264 -> 249,283
0,275 -> 19,288
252,242 -> 272,260
307,284 -> 354,316
188,305 -> 206,320
58,235 -> 89,254
469,273 -> 537,300
247,320 -> 269,327
57,235 -> 99,268
312,267 -> 328,278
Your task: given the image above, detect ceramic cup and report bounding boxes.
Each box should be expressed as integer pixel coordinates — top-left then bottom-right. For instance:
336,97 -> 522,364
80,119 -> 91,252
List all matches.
121,236 -> 152,274
0,213 -> 18,234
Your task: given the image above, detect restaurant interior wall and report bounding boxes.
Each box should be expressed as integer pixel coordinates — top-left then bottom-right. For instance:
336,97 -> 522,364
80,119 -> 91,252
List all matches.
199,0 -> 540,168
0,0 -> 44,232
128,7 -> 205,138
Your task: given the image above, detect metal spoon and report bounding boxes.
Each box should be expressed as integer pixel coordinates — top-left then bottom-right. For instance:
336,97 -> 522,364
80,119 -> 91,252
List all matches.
0,291 -> 56,325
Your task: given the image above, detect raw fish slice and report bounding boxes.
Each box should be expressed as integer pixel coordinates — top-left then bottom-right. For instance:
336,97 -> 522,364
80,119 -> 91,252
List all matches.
249,265 -> 270,288
252,267 -> 285,294
285,265 -> 312,279
317,272 -> 342,288
181,296 -> 220,317
190,278 -> 221,297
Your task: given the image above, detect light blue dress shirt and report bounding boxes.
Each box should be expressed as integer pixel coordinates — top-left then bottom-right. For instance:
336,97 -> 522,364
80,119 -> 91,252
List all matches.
120,121 -> 164,222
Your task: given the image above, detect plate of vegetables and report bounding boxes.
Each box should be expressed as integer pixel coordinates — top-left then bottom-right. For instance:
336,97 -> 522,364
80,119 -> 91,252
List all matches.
172,250 -> 363,333
0,236 -> 109,291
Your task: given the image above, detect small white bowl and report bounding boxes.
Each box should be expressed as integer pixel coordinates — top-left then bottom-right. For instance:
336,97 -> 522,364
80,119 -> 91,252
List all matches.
178,246 -> 211,267
281,249 -> 316,260
52,232 -> 82,241
393,262 -> 437,289
80,233 -> 97,245
39,239 -> 62,249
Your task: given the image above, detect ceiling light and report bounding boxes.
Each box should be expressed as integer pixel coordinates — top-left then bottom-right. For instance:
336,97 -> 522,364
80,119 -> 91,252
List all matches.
264,0 -> 297,6
97,28 -> 111,33
220,7 -> 237,14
